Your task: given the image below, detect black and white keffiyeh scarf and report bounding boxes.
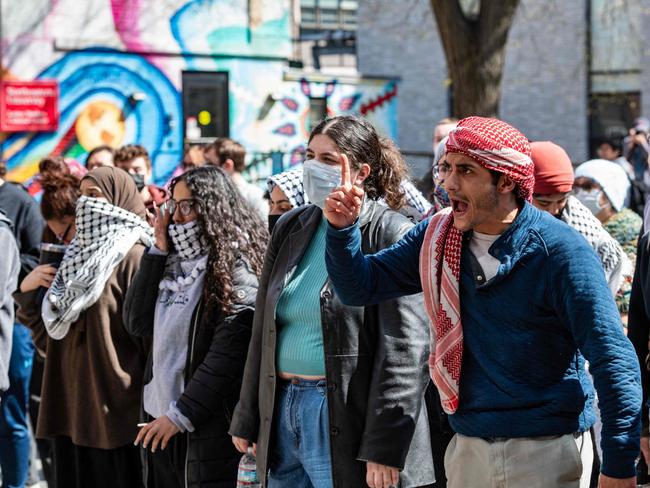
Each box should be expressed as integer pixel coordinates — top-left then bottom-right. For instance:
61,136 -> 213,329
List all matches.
42,196 -> 153,339
561,195 -> 631,293
168,220 -> 207,260
267,168 -> 307,208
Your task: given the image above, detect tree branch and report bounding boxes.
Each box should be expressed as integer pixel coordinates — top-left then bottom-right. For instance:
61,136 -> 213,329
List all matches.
478,0 -> 519,54
431,0 -> 474,60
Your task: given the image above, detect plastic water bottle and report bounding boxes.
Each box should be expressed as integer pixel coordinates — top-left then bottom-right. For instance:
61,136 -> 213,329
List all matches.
237,447 -> 260,487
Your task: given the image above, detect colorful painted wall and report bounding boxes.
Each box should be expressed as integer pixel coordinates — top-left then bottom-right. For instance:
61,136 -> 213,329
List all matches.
1,0 -> 398,185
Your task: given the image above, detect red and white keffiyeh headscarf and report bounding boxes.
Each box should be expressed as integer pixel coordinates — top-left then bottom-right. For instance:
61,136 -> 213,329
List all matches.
420,116 -> 533,414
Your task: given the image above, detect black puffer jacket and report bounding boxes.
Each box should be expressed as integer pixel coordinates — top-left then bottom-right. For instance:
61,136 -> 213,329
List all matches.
124,251 -> 258,488
230,201 -> 434,488
629,230 -> 650,437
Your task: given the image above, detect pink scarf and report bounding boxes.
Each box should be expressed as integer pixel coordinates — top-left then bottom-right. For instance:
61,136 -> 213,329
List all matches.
419,117 -> 534,414
419,207 -> 464,414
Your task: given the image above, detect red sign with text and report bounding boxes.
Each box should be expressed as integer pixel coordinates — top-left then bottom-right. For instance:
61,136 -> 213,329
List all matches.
0,80 -> 59,132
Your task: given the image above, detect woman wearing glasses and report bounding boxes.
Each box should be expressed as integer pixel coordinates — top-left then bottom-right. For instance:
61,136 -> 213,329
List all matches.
123,166 -> 267,488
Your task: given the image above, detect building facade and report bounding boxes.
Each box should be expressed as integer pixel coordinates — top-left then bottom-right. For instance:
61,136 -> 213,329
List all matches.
0,0 -> 396,185
3,0 -> 645,185
357,0 -> 648,177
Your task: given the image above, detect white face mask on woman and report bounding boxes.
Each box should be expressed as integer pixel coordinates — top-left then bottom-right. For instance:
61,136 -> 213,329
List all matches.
574,188 -> 604,217
302,159 -> 343,209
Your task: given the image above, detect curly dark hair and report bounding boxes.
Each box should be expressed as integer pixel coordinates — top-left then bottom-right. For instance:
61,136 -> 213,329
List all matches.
309,115 -> 406,210
114,144 -> 150,168
38,155 -> 68,178
41,178 -> 79,221
170,166 -> 268,315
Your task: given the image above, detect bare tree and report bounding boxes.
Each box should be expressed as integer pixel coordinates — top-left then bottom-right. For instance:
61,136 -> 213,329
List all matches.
431,0 -> 520,117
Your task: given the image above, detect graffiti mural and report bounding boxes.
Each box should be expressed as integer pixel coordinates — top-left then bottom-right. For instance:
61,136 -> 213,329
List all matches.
1,0 -> 398,185
2,50 -> 183,182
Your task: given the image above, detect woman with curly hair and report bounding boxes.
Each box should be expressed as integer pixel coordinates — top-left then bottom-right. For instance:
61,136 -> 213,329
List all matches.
231,115 -> 434,488
123,166 -> 266,488
266,137 -> 430,235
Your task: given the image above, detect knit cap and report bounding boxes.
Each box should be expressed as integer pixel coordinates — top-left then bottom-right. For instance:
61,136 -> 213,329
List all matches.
574,159 -> 630,212
531,141 -> 574,195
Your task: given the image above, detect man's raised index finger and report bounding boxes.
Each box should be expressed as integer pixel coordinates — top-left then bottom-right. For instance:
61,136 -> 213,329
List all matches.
340,153 -> 351,187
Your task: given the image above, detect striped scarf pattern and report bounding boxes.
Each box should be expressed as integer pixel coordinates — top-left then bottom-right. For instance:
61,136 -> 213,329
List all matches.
43,196 -> 153,339
419,207 -> 464,414
446,116 -> 534,202
419,117 -> 534,414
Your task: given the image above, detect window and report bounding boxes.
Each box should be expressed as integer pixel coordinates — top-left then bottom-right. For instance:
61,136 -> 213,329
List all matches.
301,0 -> 317,25
587,1 -> 642,157
181,71 -> 229,141
298,0 -> 357,70
588,92 -> 640,157
309,97 -> 327,132
340,1 -> 357,28
300,0 -> 358,31
590,0 -> 641,93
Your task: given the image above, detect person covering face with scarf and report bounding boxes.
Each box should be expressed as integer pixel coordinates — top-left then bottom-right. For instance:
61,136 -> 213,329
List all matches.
123,166 -> 266,488
324,116 -> 641,488
13,166 -> 153,488
42,168 -> 153,339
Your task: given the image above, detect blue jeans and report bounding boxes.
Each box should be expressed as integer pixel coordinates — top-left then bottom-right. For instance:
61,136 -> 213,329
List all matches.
0,324 -> 34,488
268,378 -> 333,488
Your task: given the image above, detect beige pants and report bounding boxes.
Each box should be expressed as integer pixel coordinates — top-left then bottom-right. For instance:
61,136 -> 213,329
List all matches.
445,432 -> 593,488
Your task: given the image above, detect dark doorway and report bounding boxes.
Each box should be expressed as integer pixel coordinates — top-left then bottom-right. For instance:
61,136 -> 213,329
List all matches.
181,71 -> 230,140
588,92 -> 640,157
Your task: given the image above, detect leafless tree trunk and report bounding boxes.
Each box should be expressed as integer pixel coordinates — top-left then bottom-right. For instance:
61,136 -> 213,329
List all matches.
431,0 -> 520,118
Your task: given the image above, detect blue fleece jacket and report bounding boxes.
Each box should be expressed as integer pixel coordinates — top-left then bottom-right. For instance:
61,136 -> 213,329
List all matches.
325,202 -> 642,479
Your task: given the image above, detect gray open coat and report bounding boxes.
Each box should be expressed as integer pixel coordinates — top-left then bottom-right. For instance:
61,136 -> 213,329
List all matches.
229,201 -> 435,488
0,212 -> 18,393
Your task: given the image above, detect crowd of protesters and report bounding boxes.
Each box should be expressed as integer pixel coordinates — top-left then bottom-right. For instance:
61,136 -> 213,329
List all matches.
0,113 -> 648,488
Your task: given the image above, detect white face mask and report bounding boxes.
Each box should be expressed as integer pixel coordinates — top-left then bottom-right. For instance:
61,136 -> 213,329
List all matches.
574,188 -> 604,216
302,159 -> 342,209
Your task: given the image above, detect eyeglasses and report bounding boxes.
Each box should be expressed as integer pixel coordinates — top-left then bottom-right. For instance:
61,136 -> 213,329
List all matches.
55,223 -> 72,243
161,198 -> 201,217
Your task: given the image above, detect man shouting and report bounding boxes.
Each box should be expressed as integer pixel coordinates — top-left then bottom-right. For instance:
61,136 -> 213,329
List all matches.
323,116 -> 641,488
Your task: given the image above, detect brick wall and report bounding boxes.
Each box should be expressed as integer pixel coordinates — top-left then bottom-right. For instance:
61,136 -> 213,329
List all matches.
357,0 -> 590,175
641,5 -> 650,119
357,0 -> 447,178
500,0 -> 588,162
